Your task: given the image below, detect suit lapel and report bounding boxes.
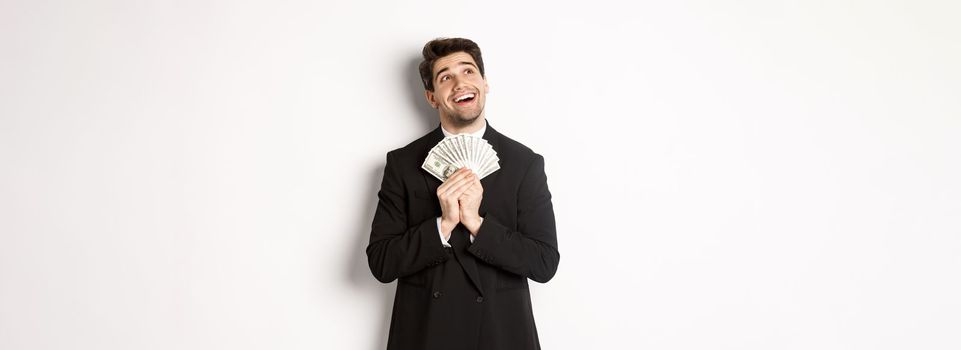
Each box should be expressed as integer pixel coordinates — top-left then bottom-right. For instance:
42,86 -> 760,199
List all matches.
448,226 -> 485,295
478,124 -> 501,217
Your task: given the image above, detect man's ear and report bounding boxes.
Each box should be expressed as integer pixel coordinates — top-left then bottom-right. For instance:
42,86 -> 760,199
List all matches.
424,90 -> 437,109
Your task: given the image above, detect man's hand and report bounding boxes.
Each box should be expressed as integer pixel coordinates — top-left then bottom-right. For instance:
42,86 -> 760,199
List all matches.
459,172 -> 484,235
437,168 -> 475,239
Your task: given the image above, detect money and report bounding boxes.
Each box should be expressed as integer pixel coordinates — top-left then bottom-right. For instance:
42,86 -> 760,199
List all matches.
421,134 -> 500,182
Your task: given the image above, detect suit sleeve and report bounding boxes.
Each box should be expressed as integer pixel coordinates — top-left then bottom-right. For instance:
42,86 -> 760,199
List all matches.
366,152 -> 449,283
467,154 -> 560,283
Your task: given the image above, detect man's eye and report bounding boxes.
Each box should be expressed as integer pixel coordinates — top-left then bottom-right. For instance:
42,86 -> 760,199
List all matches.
465,69 -> 473,74
440,75 -> 450,81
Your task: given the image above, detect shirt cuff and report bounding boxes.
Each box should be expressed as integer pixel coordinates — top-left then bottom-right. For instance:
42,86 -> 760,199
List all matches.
436,217 -> 451,247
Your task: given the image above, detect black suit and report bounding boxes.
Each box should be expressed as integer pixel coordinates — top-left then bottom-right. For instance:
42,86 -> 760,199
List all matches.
367,123 -> 560,350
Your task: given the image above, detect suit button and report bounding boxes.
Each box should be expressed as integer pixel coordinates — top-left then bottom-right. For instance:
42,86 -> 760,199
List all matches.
475,296 -> 484,303
433,291 -> 442,299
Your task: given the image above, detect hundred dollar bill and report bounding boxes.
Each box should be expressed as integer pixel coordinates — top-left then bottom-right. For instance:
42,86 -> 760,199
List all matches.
477,155 -> 500,178
421,134 -> 500,181
421,150 -> 459,182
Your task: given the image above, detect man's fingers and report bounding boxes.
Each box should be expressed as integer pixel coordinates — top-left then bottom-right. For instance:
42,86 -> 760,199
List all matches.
463,173 -> 481,186
462,177 -> 483,195
444,174 -> 475,197
460,185 -> 482,200
449,167 -> 471,180
437,168 -> 473,191
439,169 -> 474,193
441,182 -> 473,203
445,171 -> 474,191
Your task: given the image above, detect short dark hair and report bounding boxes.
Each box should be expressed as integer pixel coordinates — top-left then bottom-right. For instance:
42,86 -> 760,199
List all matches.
419,38 -> 485,91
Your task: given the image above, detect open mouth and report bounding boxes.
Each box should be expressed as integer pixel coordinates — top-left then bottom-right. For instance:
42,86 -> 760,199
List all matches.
453,93 -> 476,105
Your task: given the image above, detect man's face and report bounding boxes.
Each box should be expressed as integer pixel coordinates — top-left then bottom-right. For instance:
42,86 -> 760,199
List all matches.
425,52 -> 489,127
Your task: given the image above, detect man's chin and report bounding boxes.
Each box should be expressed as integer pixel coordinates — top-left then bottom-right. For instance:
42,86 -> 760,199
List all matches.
449,112 -> 482,127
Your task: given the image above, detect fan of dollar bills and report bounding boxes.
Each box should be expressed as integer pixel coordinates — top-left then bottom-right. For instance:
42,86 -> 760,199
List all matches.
421,134 -> 500,182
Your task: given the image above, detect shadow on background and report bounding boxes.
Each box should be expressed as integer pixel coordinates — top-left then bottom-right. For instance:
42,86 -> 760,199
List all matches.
406,56 -> 439,131
346,165 -> 394,350
344,53 -> 437,350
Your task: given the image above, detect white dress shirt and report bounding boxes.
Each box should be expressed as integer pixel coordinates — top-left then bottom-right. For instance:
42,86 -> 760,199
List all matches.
436,123 -> 486,247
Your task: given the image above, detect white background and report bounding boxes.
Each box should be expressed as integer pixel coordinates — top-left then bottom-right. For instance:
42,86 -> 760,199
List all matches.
2,0 -> 960,349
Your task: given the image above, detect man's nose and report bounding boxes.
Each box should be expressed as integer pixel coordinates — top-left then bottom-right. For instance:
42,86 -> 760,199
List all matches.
453,77 -> 467,90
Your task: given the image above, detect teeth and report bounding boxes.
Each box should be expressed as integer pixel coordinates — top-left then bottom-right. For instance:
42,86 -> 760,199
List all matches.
455,93 -> 475,102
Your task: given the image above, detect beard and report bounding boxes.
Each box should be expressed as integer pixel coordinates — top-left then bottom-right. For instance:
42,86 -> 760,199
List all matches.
449,110 -> 482,127
445,104 -> 484,128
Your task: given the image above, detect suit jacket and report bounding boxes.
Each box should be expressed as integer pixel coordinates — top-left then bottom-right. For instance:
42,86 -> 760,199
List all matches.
367,123 -> 560,350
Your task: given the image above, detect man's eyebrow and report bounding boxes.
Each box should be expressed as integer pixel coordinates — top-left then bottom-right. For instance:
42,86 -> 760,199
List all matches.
435,61 -> 479,79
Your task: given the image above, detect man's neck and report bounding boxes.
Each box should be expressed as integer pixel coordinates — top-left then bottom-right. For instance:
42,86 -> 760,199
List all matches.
440,116 -> 486,135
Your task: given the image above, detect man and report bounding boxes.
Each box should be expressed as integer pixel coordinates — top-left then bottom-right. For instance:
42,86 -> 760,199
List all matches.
367,37 -> 559,350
